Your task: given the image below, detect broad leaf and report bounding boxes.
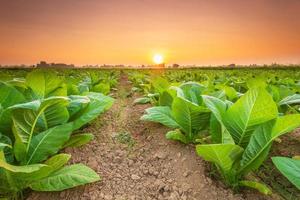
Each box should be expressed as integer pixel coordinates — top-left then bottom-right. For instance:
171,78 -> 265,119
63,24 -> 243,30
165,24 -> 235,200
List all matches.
0,151 -> 45,173
71,93 -> 114,131
26,70 -> 67,99
10,97 -> 70,158
178,82 -> 204,105
151,77 -> 169,95
26,123 -> 73,164
172,97 -> 192,136
63,133 -> 94,148
0,82 -> 25,133
224,88 -> 278,147
141,106 -> 179,128
202,95 -> 234,144
196,144 -> 244,173
240,114 -> 300,175
272,157 -> 300,190
30,164 -> 100,191
14,154 -> 71,182
67,95 -> 90,118
159,89 -> 176,107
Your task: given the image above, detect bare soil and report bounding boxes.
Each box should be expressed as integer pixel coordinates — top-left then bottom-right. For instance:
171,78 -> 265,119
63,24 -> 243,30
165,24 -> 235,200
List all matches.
28,73 -> 280,200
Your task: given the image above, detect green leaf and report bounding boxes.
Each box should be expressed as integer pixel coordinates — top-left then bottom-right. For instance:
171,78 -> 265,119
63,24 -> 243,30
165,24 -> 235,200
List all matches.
196,144 -> 244,173
178,82 -> 204,105
209,114 -> 222,143
141,106 -> 179,129
0,134 -> 13,163
224,88 -> 278,147
26,123 -> 73,164
239,180 -> 271,195
67,95 -> 90,118
172,97 -> 192,136
0,82 -> 25,133
134,97 -> 151,105
240,114 -> 300,175
202,95 -> 227,122
0,151 -> 45,173
159,89 -> 176,107
92,83 -> 110,95
30,164 -> 100,191
71,93 -> 114,131
271,114 -> 300,138
63,133 -> 94,148
279,94 -> 300,106
151,77 -> 169,95
272,157 -> 300,189
10,97 -> 70,158
165,130 -> 187,144
44,154 -> 71,172
14,154 -> 71,182
26,70 -> 67,99
0,82 -> 26,109
202,95 -> 234,144
223,86 -> 238,101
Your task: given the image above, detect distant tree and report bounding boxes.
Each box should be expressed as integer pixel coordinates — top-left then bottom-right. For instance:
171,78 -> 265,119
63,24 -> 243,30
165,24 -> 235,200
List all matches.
172,63 -> 180,68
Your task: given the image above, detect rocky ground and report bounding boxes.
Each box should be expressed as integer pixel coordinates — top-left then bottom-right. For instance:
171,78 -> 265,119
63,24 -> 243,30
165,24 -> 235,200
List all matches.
28,74 -> 279,200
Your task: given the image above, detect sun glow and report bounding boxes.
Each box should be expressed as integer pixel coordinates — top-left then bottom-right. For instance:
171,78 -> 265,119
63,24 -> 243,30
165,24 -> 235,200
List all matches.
153,54 -> 164,64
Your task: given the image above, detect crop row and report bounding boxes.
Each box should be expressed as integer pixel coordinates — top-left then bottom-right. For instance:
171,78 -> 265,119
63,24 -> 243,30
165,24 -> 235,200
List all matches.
128,69 -> 300,195
0,69 -> 118,199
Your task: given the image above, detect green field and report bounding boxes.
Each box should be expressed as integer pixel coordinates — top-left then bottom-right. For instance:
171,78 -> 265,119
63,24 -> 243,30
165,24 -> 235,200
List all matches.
1,68 -> 300,199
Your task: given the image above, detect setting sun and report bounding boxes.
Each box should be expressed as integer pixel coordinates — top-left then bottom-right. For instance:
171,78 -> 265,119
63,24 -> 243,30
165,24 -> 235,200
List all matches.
153,54 -> 164,64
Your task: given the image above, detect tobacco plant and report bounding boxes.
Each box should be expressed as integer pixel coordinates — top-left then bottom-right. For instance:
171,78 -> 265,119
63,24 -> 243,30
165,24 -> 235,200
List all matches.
196,87 -> 300,194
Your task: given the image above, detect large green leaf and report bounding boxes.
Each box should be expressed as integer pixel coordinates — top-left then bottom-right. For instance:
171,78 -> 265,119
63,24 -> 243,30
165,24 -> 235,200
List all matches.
172,97 -> 192,136
141,106 -> 179,128
240,114 -> 300,175
71,93 -> 114,131
26,123 -> 73,164
202,95 -> 234,144
151,77 -> 169,95
196,144 -> 244,173
0,151 -> 45,173
178,82 -> 204,105
26,70 -> 67,99
92,83 -> 110,95
30,164 -> 100,191
10,97 -> 69,158
172,96 -> 210,138
67,95 -> 90,118
0,82 -> 25,108
272,157 -> 300,189
0,82 -> 26,133
224,88 -> 278,147
14,154 -> 71,182
159,89 -> 176,107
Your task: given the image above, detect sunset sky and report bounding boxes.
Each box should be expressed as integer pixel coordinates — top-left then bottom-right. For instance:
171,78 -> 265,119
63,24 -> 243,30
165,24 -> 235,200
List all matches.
0,0 -> 299,66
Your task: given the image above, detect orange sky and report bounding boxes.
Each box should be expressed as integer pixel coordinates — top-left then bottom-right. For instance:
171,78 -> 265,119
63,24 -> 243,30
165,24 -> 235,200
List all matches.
0,0 -> 299,65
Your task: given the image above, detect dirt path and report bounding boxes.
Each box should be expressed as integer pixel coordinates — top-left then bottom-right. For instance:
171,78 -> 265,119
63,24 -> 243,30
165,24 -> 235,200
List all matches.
28,73 -> 271,200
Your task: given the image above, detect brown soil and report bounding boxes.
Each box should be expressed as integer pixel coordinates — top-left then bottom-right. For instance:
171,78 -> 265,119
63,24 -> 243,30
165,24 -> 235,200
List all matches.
28,73 -> 278,200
